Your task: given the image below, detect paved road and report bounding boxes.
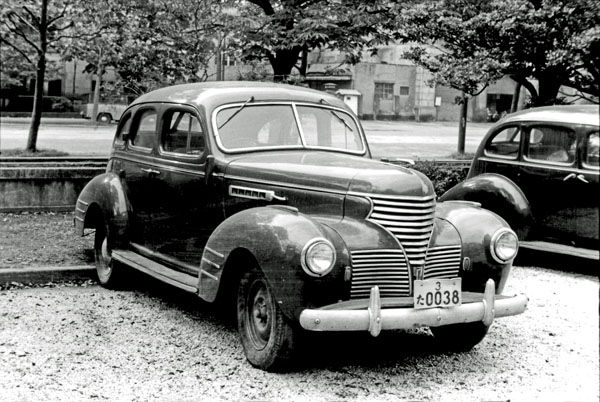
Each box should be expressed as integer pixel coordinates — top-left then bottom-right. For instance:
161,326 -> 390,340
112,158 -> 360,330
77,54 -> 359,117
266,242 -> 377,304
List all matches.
0,118 -> 492,158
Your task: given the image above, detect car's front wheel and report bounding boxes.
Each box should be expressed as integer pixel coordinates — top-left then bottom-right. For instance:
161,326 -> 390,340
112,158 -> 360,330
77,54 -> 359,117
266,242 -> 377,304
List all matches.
430,322 -> 489,352
237,266 -> 298,372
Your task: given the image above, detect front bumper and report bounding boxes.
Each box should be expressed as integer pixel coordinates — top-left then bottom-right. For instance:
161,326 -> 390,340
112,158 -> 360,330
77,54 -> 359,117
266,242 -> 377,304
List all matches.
299,279 -> 528,336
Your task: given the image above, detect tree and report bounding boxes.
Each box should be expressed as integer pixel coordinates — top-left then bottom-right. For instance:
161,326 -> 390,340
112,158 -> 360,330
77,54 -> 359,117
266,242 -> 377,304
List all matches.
0,0 -> 79,152
229,0 -> 399,81
401,0 -> 600,107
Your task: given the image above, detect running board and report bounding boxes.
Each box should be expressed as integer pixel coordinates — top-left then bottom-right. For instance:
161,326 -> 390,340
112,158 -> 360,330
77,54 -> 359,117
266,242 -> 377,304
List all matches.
520,241 -> 599,260
112,249 -> 198,293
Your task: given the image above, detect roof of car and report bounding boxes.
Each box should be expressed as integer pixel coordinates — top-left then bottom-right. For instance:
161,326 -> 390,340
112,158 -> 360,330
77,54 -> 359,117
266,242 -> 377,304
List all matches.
499,105 -> 599,126
130,81 -> 348,111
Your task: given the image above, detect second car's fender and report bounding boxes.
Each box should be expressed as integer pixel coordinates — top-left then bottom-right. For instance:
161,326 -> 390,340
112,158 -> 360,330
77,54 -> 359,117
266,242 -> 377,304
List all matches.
439,173 -> 533,240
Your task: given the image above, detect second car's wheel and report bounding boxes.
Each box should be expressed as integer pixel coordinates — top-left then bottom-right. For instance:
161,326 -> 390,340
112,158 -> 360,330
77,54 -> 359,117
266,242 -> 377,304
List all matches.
430,322 -> 490,352
96,113 -> 112,123
94,222 -> 125,288
237,266 -> 298,372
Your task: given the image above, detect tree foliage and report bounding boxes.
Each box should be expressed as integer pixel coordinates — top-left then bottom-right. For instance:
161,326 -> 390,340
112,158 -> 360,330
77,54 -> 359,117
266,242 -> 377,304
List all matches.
228,0 -> 400,81
401,0 -> 600,106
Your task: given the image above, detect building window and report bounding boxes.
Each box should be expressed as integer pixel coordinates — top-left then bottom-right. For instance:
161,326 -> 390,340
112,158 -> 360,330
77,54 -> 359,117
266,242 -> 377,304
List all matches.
375,83 -> 394,100
399,86 -> 410,96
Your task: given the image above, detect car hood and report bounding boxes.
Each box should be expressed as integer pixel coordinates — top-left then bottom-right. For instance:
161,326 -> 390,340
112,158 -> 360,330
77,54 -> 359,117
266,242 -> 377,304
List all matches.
223,151 -> 434,198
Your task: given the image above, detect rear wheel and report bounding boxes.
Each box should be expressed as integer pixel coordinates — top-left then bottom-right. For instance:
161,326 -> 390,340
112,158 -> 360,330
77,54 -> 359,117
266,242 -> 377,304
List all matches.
237,266 -> 298,371
430,322 -> 489,352
94,221 -> 125,288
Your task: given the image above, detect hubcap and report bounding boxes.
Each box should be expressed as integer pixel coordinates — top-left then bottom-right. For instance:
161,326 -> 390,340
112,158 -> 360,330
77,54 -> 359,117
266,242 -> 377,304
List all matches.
247,281 -> 272,349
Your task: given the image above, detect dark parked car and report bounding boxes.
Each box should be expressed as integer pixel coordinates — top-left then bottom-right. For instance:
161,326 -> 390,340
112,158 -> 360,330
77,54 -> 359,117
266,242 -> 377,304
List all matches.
441,105 -> 599,260
75,82 -> 527,371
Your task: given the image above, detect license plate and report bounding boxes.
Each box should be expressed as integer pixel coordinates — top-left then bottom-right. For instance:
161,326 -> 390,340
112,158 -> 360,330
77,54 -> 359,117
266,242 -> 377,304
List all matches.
414,278 -> 462,309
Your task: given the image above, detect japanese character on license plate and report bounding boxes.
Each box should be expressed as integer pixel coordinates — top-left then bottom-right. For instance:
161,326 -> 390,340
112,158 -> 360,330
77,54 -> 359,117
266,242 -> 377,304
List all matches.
414,279 -> 462,309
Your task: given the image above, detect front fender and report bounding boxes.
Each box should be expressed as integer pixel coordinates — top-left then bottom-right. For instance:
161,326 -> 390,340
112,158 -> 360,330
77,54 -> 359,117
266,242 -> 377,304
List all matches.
435,201 -> 515,294
439,173 -> 533,240
198,206 -> 350,321
74,172 -> 130,246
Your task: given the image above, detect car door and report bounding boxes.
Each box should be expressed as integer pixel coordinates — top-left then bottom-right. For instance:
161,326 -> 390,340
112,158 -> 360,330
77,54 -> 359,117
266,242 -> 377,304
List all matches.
118,107 -> 161,248
566,129 -> 599,248
517,124 -> 582,244
139,106 -> 223,271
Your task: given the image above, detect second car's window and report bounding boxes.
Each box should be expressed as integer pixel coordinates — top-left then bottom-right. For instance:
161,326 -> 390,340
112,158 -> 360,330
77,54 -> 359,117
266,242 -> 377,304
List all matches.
525,125 -> 577,164
484,126 -> 521,159
161,111 -> 205,156
584,132 -> 599,168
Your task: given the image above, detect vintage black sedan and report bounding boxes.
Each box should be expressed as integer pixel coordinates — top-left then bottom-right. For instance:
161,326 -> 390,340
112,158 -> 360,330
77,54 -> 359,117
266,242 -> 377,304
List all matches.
75,82 -> 527,371
441,105 -> 599,261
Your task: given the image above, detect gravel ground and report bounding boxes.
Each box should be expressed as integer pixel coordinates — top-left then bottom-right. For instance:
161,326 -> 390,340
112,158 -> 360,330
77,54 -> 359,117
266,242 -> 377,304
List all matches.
0,213 -> 598,401
0,212 -> 94,268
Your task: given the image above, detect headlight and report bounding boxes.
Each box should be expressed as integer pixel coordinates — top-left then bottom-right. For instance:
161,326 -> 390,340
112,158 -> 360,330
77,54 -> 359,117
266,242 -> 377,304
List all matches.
301,238 -> 336,276
490,228 -> 519,263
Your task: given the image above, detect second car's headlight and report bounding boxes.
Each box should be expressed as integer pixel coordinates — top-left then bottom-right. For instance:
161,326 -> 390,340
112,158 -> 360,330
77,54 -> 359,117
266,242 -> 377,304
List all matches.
490,228 -> 519,263
301,238 -> 336,276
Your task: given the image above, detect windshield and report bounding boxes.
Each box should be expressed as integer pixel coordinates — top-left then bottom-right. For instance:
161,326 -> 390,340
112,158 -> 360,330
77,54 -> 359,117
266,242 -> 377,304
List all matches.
214,103 -> 364,153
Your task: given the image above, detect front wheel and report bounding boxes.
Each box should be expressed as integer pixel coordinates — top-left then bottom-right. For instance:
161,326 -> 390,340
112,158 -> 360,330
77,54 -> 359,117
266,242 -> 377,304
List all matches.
430,322 -> 489,352
237,266 -> 298,372
96,113 -> 112,123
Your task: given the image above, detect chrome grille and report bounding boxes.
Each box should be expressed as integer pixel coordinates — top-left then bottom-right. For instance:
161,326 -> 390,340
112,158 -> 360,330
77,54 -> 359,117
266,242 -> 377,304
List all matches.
350,249 -> 410,298
367,194 -> 436,267
424,245 -> 462,279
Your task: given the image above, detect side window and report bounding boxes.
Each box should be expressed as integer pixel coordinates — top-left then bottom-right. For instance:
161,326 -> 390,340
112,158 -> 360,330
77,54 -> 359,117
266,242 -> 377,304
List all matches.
114,112 -> 132,147
131,109 -> 156,150
584,132 -> 599,168
526,125 -> 577,164
484,126 -> 521,159
161,110 -> 205,156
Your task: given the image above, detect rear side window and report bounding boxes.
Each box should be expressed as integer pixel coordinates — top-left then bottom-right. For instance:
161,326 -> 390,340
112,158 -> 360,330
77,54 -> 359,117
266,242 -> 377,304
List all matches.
584,132 -> 599,168
484,126 -> 521,159
526,125 -> 577,164
161,110 -> 206,157
131,109 -> 157,150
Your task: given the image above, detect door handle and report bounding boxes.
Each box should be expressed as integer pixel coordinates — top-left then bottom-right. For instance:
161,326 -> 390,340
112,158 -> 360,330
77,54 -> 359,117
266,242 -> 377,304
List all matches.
563,173 -> 576,181
141,168 -> 161,175
576,174 -> 589,184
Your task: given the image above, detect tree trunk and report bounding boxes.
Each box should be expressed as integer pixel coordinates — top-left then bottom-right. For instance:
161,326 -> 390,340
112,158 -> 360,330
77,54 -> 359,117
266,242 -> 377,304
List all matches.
457,94 -> 468,154
72,58 -> 78,96
26,0 -> 48,152
91,59 -> 103,122
510,82 -> 521,113
536,72 -> 563,107
270,47 -> 302,82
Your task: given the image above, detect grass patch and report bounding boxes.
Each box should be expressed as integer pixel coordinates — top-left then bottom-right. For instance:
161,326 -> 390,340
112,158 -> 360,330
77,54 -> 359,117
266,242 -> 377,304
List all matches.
447,151 -> 475,160
1,148 -> 70,157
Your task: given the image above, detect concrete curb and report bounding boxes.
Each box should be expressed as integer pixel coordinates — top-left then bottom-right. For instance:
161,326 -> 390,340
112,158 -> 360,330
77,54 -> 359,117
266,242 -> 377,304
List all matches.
0,265 -> 95,285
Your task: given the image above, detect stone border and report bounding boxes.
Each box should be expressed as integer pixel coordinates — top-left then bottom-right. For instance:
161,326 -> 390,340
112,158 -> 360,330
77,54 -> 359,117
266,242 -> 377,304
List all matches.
0,265 -> 95,285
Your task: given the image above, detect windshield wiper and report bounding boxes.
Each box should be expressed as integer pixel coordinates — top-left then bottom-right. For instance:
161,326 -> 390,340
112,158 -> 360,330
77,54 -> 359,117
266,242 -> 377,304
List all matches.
320,98 -> 353,132
218,96 -> 254,130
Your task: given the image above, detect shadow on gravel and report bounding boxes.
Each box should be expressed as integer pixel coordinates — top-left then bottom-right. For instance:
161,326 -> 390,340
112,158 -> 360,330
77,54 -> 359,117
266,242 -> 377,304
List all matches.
110,267 -> 477,372
515,249 -> 598,276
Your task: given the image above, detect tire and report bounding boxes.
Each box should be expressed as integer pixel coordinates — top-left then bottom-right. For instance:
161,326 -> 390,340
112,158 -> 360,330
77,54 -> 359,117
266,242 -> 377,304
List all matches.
430,322 -> 489,352
97,113 -> 112,123
237,266 -> 298,372
94,221 -> 125,288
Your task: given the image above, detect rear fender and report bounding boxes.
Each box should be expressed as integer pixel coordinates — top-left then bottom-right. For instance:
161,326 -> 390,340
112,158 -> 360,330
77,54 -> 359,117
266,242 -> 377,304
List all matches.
439,173 -> 533,240
74,172 -> 130,247
198,206 -> 349,320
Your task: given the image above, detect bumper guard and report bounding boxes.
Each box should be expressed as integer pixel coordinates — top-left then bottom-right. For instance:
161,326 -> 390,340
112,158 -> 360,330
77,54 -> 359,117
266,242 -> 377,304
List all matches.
299,279 -> 528,337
